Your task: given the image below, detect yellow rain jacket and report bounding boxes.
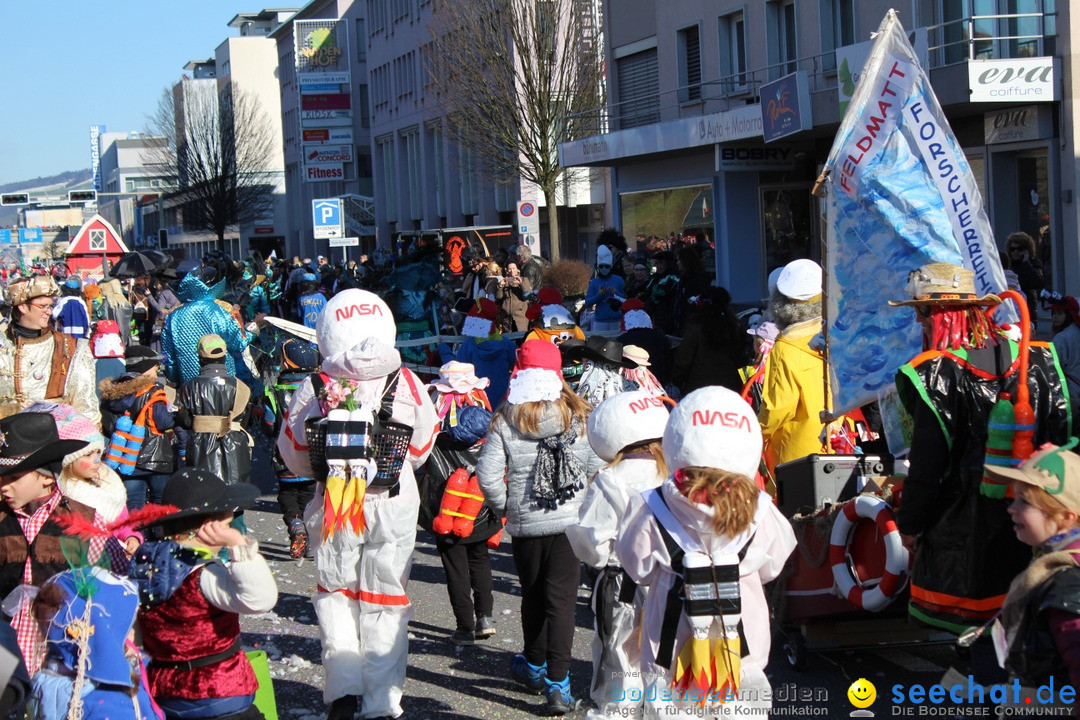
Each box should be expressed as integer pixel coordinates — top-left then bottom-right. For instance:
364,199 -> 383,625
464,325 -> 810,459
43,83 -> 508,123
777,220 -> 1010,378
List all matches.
758,318 -> 832,473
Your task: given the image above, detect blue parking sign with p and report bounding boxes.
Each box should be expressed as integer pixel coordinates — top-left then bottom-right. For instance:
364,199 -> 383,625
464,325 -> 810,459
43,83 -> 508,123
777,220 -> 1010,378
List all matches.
312,198 -> 343,238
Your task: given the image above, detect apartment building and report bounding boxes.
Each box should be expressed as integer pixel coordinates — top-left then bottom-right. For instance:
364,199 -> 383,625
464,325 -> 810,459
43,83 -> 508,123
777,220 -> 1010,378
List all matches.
560,0 -> 1072,301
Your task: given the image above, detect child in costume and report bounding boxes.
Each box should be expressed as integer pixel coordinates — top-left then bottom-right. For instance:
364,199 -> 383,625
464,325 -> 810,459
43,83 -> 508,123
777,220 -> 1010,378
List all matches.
423,362 -> 501,646
475,340 -> 602,715
524,288 -> 587,389
297,274 -> 327,330
438,298 -> 516,408
26,402 -> 142,554
565,391 -> 669,719
30,567 -> 161,720
620,345 -> 664,397
278,289 -> 439,720
99,346 -> 175,510
570,337 -> 634,408
616,387 -> 796,718
129,468 -> 276,720
985,440 -> 1080,693
0,413 -> 128,674
261,337 -> 321,558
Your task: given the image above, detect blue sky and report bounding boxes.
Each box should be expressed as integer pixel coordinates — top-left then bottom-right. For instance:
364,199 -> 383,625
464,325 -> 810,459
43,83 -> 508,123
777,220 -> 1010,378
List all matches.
0,0 -> 271,185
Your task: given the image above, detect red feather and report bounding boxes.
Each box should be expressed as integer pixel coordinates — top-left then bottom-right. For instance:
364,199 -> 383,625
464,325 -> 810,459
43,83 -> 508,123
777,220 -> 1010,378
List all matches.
112,504 -> 182,531
54,510 -> 107,540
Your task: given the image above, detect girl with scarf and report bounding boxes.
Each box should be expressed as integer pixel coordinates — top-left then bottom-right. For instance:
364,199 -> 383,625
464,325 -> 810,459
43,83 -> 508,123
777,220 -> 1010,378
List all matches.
475,340 -> 602,715
984,441 -> 1080,697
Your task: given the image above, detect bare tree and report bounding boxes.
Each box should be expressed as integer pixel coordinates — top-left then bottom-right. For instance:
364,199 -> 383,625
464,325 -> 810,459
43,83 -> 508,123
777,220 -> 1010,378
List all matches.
426,0 -> 603,263
146,81 -> 276,252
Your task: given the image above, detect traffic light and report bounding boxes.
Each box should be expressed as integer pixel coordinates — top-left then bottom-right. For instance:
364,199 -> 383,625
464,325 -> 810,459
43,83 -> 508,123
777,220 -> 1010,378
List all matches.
0,193 -> 29,206
158,228 -> 168,247
68,190 -> 97,204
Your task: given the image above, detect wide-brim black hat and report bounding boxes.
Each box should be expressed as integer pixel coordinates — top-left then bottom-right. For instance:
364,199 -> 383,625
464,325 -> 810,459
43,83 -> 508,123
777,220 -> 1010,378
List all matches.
573,336 -> 635,368
141,469 -> 260,530
0,413 -> 87,477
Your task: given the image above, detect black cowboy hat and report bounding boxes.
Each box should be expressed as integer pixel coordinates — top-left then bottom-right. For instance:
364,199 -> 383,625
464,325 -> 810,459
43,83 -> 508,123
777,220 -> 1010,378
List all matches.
0,413 -> 87,477
141,469 -> 260,531
564,336 -> 635,368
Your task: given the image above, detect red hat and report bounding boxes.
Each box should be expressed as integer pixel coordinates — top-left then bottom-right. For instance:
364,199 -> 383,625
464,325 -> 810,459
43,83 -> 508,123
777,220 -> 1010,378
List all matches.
507,340 -> 564,404
526,287 -> 565,323
621,298 -> 653,331
1048,295 -> 1080,328
462,297 -> 500,338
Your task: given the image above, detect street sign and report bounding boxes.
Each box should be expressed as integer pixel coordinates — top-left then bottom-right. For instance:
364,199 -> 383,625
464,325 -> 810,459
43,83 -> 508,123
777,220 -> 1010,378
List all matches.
0,230 -> 11,245
517,200 -> 537,240
18,228 -> 42,244
329,236 -> 359,248
312,198 -> 343,239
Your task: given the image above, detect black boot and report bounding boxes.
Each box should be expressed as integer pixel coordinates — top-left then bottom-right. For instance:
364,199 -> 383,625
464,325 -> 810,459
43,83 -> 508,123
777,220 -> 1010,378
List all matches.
327,694 -> 359,720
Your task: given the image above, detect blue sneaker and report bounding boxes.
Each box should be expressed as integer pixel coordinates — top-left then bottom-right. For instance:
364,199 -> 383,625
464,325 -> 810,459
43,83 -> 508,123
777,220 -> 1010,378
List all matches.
544,675 -> 578,716
510,654 -> 547,694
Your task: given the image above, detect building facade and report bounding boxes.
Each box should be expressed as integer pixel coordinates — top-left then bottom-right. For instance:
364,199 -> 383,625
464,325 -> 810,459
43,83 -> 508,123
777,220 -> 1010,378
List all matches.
272,0 -> 373,262
561,0 -> 1070,302
97,133 -> 171,249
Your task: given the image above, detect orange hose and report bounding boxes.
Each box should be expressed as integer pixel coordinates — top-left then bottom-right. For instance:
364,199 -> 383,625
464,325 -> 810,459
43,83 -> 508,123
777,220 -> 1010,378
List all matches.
998,290 -> 1034,460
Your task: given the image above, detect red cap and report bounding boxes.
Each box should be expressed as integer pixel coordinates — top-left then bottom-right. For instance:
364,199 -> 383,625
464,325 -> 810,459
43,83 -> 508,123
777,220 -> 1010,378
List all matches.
515,339 -> 562,373
469,298 -> 499,321
1048,295 -> 1080,327
621,298 -> 645,313
536,287 -> 563,306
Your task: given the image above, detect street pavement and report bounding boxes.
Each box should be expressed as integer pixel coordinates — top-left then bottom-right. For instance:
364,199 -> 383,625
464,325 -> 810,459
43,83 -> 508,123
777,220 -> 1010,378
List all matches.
240,437 -> 982,719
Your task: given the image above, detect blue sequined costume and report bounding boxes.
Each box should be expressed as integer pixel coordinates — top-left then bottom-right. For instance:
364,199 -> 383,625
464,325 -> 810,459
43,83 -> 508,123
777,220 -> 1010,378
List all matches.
161,273 -> 259,392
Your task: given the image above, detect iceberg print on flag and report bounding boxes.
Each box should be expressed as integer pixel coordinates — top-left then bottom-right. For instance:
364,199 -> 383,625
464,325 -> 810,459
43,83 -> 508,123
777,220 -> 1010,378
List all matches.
821,9 -> 1013,415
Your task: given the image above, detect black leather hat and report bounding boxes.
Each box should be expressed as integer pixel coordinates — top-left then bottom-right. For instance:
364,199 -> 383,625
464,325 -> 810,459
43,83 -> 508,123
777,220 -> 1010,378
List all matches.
566,336 -> 635,368
0,413 -> 87,477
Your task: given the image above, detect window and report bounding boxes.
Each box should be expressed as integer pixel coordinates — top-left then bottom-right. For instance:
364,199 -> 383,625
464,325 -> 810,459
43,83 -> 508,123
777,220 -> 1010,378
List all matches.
355,19 -> 366,61
780,0 -> 797,75
395,52 -> 416,99
458,134 -> 478,216
358,84 -> 370,128
372,64 -> 391,109
821,0 -> 854,70
378,136 -> 397,222
402,128 -> 422,220
430,123 -> 446,218
770,0 -> 798,78
615,48 -> 659,128
368,0 -> 386,33
392,0 -> 410,22
89,229 -> 106,251
719,12 -> 748,93
677,25 -> 701,102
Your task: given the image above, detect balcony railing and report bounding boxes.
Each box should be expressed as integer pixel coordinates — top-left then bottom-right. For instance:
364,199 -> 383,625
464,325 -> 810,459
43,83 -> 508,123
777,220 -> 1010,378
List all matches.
567,10 -> 1056,140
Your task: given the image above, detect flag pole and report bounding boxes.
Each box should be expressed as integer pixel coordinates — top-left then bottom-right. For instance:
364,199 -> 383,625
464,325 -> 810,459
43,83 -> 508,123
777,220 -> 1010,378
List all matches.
813,170 -> 835,424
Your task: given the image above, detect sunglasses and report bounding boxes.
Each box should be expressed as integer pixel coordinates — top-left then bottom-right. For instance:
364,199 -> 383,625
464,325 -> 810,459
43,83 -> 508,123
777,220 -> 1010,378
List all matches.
597,264 -> 612,270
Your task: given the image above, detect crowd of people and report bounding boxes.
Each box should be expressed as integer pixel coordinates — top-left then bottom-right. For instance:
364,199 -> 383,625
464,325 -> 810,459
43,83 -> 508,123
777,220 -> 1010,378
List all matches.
0,229 -> 1075,720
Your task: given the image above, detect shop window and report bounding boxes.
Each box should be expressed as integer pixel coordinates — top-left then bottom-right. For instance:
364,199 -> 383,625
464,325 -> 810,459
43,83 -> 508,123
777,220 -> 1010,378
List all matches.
619,184 -> 712,249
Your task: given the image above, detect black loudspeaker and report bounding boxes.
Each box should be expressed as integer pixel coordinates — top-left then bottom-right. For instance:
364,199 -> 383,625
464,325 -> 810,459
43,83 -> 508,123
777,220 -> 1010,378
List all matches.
775,454 -> 892,518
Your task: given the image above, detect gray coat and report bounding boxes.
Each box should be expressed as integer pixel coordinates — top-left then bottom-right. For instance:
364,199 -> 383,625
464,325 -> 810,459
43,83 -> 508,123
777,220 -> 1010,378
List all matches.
476,404 -> 602,538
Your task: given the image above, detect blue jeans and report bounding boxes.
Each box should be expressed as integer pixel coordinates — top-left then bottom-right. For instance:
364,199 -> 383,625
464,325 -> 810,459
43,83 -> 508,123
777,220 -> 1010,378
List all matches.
124,473 -> 170,510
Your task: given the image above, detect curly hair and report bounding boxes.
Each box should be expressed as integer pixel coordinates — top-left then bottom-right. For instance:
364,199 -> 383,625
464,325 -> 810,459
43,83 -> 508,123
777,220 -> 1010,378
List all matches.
769,289 -> 821,330
676,467 -> 759,539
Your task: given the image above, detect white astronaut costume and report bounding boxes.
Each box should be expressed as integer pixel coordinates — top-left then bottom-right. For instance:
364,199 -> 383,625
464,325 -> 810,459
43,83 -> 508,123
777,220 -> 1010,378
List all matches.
278,290 -> 439,719
615,387 -> 795,719
565,392 -> 669,719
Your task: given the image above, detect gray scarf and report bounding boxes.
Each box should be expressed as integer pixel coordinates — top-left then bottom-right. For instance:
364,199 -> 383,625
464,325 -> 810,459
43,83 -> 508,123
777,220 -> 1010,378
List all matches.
531,419 -> 586,509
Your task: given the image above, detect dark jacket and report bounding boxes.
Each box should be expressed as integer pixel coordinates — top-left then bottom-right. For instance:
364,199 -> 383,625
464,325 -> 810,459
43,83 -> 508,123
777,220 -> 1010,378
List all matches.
100,374 -> 176,476
175,364 -> 252,486
1006,557 -> 1080,689
896,340 -> 1071,631
0,497 -> 95,600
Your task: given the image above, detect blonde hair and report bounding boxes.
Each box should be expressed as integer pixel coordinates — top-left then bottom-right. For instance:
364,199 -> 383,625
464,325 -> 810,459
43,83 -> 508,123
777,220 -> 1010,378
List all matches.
502,380 -> 591,437
1013,481 -> 1079,527
677,467 -> 759,539
607,439 -> 668,478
